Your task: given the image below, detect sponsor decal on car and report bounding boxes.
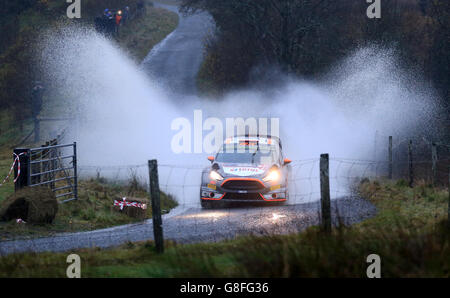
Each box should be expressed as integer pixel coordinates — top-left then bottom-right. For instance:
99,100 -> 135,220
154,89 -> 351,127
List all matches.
223,165 -> 267,176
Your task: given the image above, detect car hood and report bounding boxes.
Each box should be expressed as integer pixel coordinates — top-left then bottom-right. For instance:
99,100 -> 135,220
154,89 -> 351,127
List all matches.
213,162 -> 272,178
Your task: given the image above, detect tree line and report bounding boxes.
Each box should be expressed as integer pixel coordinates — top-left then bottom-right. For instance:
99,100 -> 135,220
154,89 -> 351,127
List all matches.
181,0 -> 449,109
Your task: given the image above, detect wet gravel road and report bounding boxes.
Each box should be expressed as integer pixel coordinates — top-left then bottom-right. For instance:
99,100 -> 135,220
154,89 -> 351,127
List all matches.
141,3 -> 214,95
0,197 -> 376,255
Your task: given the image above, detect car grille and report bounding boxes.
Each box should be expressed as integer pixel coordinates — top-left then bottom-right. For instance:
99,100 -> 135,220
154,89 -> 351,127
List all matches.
221,179 -> 264,190
223,193 -> 262,201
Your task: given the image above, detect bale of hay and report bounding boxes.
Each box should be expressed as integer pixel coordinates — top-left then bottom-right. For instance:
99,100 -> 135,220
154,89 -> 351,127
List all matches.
113,197 -> 148,219
0,187 -> 58,224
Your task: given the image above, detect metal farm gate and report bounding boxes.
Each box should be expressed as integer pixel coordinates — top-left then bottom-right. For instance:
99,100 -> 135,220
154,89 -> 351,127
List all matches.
13,142 -> 78,203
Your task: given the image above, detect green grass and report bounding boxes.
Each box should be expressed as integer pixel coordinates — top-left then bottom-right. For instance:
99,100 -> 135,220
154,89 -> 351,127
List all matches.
0,176 -> 178,240
196,52 -> 222,98
0,179 -> 448,277
0,153 -> 16,203
0,112 -> 34,148
117,5 -> 179,62
0,121 -> 37,202
358,179 -> 449,230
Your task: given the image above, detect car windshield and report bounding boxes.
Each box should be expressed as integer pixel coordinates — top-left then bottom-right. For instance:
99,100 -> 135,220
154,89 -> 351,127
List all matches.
215,143 -> 278,164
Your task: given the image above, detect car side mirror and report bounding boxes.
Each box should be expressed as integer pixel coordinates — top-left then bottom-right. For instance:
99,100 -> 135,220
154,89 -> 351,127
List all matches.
207,156 -> 214,162
283,158 -> 292,165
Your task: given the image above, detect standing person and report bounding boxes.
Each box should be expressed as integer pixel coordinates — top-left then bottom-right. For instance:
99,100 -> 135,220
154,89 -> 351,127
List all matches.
104,9 -> 115,37
115,10 -> 123,37
94,16 -> 104,34
122,6 -> 130,24
98,9 -> 110,35
137,0 -> 146,17
31,81 -> 44,119
101,9 -> 111,36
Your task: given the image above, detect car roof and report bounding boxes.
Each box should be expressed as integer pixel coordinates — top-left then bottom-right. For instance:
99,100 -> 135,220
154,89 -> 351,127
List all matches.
233,134 -> 282,149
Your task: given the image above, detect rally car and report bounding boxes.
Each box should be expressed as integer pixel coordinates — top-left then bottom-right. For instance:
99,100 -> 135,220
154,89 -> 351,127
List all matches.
200,135 -> 291,208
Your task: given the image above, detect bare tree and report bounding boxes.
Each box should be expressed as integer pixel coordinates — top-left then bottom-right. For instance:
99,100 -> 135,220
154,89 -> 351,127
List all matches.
181,0 -> 336,73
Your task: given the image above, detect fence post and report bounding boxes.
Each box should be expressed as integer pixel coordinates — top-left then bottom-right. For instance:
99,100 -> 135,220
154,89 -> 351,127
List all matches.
388,136 -> 393,179
34,118 -> 40,142
40,143 -> 46,185
27,149 -> 31,187
431,142 -> 437,186
40,141 -> 49,186
73,142 -> 78,200
51,139 -> 57,189
320,154 -> 331,232
148,159 -> 164,253
13,148 -> 30,191
408,140 -> 413,187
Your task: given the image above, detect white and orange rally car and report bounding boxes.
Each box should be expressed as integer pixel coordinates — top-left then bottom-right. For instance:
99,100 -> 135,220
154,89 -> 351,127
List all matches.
200,135 -> 291,208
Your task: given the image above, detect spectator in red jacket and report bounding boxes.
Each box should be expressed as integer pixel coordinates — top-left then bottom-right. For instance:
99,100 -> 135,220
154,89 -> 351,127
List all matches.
115,10 -> 123,36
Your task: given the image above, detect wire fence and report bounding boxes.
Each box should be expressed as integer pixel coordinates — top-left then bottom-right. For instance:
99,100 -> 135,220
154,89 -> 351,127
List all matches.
0,136 -> 449,256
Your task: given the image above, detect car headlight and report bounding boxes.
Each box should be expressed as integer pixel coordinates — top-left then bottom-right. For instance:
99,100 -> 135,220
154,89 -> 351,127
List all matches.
263,169 -> 280,182
209,170 -> 224,181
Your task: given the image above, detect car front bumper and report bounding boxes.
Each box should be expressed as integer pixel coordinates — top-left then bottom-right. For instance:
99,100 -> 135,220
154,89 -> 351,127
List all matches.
200,178 -> 287,202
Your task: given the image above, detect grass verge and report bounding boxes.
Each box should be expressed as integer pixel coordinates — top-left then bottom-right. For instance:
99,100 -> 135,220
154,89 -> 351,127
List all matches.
0,179 -> 448,277
0,175 -> 177,240
117,4 -> 179,62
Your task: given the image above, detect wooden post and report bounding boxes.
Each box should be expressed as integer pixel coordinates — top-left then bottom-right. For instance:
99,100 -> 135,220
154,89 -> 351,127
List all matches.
431,142 -> 438,186
50,139 -> 57,189
38,142 -> 49,185
388,136 -> 393,179
408,140 -> 413,187
320,154 -> 331,232
373,131 -> 379,177
148,159 -> 164,253
73,142 -> 78,200
13,148 -> 30,191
